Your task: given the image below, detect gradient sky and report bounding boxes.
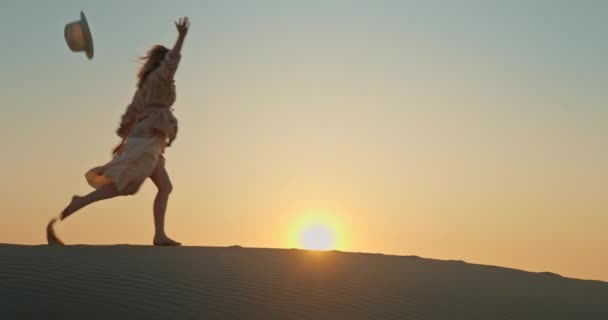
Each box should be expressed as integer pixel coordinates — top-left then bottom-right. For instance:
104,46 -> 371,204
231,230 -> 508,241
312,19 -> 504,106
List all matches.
1,0 -> 607,281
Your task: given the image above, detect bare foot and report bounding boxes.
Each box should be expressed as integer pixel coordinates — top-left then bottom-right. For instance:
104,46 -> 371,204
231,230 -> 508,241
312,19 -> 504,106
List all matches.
61,195 -> 82,220
153,234 -> 182,246
47,218 -> 65,245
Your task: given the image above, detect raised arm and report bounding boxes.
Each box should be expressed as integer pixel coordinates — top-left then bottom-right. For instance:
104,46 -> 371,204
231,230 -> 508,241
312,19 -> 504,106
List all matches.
170,17 -> 190,57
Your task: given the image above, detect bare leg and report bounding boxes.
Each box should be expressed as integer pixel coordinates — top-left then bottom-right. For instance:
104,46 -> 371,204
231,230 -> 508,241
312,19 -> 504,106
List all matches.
61,179 -> 143,220
52,181 -> 141,245
61,183 -> 122,220
150,162 -> 181,246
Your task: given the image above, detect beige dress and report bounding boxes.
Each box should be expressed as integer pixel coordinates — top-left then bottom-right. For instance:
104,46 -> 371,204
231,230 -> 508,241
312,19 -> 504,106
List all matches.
85,52 -> 181,191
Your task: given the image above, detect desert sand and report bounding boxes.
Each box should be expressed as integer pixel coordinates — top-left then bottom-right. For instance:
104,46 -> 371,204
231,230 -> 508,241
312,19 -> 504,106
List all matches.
1,244 -> 606,319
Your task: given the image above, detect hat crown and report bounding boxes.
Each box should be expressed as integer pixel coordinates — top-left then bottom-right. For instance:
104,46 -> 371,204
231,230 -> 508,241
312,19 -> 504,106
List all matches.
64,11 -> 94,59
64,22 -> 86,51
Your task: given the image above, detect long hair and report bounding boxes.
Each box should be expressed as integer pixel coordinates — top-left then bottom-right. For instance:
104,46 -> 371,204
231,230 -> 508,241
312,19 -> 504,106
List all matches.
137,45 -> 169,89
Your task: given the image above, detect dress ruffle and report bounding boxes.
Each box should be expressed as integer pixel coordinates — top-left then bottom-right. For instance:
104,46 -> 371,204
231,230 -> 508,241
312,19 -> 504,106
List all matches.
85,137 -> 165,191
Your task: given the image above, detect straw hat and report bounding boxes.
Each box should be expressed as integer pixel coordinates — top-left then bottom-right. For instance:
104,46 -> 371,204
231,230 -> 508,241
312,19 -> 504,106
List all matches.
64,11 -> 94,60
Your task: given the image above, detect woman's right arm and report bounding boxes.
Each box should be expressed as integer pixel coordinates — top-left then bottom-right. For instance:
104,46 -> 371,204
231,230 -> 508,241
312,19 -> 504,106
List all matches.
116,109 -> 136,139
116,95 -> 141,139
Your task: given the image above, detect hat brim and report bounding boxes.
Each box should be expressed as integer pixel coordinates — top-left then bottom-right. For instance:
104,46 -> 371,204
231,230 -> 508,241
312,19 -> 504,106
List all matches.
80,11 -> 94,60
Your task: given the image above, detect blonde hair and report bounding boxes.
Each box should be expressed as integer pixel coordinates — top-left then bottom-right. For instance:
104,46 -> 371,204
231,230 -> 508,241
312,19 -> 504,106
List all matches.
137,45 -> 169,89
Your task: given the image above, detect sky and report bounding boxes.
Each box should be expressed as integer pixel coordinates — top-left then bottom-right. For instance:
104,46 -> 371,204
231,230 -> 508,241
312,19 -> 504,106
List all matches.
1,0 -> 607,281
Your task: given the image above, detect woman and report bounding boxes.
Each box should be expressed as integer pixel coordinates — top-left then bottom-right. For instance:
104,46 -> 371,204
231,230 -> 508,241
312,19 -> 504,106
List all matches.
48,17 -> 191,246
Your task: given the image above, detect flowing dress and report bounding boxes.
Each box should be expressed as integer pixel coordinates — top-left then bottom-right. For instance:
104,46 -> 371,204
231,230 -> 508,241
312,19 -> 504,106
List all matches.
85,52 -> 180,191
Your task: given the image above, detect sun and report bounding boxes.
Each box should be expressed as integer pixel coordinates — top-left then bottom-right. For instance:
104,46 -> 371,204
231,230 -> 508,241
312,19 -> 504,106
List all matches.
300,224 -> 334,250
289,213 -> 345,251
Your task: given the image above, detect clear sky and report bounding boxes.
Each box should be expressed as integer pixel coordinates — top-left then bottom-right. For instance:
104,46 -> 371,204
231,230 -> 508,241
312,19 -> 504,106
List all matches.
1,0 -> 607,281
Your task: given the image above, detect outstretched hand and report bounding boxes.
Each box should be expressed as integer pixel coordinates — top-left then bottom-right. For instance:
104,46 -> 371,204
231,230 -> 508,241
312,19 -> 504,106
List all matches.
175,17 -> 190,37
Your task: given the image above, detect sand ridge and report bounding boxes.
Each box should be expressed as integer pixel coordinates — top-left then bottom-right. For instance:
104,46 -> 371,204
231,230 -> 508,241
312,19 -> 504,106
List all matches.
1,244 -> 607,319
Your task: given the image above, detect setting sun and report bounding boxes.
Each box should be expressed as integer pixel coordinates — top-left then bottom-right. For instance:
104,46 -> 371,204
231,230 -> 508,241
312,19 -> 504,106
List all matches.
289,212 -> 346,251
300,224 -> 334,250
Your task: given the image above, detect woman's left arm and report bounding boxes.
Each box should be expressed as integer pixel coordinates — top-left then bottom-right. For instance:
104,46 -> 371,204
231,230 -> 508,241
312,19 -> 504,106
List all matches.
170,17 -> 190,57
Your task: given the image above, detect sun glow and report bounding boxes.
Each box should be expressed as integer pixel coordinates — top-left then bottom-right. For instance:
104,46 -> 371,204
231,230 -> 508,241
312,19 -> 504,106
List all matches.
289,213 -> 346,251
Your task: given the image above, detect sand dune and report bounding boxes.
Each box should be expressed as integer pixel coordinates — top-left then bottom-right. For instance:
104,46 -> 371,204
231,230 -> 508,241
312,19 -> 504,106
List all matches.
1,244 -> 606,319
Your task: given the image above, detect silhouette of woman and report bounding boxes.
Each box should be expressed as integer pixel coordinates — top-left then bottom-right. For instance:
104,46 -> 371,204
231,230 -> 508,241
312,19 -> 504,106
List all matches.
48,17 -> 191,246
